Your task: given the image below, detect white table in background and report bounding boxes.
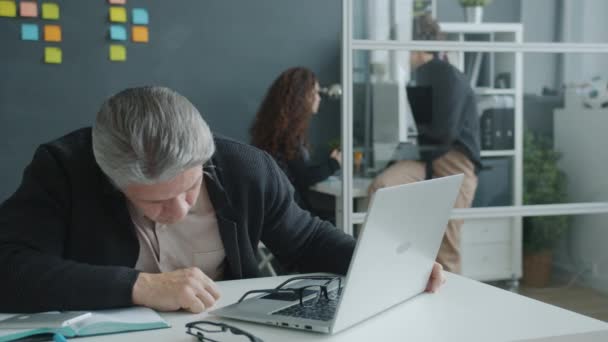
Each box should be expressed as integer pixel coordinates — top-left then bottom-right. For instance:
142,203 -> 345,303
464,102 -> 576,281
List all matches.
310,176 -> 372,229
3,273 -> 606,341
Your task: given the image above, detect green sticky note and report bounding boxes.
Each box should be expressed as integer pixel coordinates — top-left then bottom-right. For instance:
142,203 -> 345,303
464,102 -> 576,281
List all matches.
0,0 -> 17,17
109,44 -> 126,62
41,2 -> 59,20
109,6 -> 127,22
45,47 -> 62,64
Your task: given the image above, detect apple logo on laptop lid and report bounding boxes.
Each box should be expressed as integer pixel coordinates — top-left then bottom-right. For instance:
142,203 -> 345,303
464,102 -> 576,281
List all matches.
396,241 -> 412,254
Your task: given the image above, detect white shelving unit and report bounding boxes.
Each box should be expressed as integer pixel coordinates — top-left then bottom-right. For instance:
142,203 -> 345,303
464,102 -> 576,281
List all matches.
434,23 -> 524,283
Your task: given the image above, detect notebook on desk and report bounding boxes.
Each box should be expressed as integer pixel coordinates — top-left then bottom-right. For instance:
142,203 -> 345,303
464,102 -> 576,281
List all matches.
0,307 -> 169,342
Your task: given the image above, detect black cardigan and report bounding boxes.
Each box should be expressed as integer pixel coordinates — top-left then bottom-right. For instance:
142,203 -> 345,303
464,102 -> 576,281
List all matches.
278,144 -> 340,211
0,128 -> 355,313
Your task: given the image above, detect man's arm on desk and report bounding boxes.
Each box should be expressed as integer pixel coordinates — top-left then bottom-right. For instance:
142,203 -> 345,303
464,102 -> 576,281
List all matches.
0,146 -> 139,313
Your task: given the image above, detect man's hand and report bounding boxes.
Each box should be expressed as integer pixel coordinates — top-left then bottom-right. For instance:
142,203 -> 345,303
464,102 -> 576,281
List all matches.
425,262 -> 446,293
132,267 -> 221,313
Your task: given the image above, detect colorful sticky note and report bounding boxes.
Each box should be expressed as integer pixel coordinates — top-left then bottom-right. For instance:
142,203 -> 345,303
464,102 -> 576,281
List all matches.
19,1 -> 37,17
41,2 -> 59,20
44,24 -> 61,42
21,23 -> 39,41
109,44 -> 127,62
45,47 -> 62,64
109,25 -> 127,41
0,0 -> 17,17
108,0 -> 126,4
132,8 -> 148,24
132,26 -> 149,43
109,6 -> 127,22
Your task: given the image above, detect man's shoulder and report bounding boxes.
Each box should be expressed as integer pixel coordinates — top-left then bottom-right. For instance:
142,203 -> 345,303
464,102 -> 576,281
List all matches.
42,127 -> 93,156
211,134 -> 280,181
212,134 -> 271,163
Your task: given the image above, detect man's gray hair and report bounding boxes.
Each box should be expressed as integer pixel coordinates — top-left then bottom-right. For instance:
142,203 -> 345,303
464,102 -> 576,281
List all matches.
92,86 -> 215,188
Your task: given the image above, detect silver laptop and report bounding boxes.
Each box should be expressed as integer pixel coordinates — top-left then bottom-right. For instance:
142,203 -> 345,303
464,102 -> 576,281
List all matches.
211,174 -> 463,334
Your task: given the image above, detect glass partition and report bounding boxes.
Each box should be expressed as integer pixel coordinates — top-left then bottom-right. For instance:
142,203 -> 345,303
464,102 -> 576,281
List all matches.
345,0 -> 608,320
517,212 -> 608,322
523,52 -> 608,205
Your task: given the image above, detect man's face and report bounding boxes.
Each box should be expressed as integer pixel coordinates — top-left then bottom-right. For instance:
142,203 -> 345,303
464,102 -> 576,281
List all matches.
123,166 -> 203,225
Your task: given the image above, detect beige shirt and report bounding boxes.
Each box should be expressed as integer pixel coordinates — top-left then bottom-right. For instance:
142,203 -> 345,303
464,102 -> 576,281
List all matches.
128,178 -> 226,280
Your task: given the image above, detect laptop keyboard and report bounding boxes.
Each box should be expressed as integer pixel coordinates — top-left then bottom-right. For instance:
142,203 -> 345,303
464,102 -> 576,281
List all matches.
271,293 -> 340,322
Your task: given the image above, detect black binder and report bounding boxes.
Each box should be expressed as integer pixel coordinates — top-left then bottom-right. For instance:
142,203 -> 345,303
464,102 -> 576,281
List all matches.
479,108 -> 514,150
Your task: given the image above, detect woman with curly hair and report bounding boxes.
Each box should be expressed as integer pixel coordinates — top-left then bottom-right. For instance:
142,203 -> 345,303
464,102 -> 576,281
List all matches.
250,67 -> 341,212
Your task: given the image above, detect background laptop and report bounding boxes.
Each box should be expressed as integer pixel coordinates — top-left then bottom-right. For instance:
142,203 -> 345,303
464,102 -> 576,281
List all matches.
406,85 -> 433,126
211,174 -> 463,334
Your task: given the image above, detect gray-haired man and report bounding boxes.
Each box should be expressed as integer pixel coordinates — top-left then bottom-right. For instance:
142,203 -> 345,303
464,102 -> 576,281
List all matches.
0,86 -> 445,313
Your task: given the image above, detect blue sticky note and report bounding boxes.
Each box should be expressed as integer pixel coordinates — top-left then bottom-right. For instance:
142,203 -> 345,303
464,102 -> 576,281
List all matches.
132,8 -> 148,24
109,24 -> 127,41
21,23 -> 39,41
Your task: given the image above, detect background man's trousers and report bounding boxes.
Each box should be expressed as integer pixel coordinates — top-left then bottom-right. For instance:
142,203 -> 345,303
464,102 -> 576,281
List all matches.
368,149 -> 478,273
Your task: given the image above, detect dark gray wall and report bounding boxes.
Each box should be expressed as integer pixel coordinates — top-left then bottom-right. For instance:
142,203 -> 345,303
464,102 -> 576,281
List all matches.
0,0 -> 342,200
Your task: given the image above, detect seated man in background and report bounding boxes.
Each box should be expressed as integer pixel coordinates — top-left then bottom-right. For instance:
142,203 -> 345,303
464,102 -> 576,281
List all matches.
368,14 -> 481,274
0,86 -> 445,314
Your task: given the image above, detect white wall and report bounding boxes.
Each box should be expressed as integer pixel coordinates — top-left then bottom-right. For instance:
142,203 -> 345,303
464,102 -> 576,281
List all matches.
563,0 -> 608,83
554,98 -> 608,295
437,0 -> 520,23
554,0 -> 608,295
521,0 -> 560,94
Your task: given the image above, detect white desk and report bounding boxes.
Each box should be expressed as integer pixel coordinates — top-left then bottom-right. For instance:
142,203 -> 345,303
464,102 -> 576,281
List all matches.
4,273 -> 606,341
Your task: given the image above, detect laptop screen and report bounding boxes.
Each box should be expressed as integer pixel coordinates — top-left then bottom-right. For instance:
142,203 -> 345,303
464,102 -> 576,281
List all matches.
406,85 -> 433,125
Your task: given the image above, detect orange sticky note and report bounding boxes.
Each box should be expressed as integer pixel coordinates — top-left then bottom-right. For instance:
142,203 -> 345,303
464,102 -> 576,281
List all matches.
41,2 -> 59,20
19,1 -> 37,17
108,0 -> 126,4
44,47 -> 62,64
132,26 -> 149,43
109,44 -> 127,62
109,6 -> 127,22
0,0 -> 17,17
44,24 -> 61,42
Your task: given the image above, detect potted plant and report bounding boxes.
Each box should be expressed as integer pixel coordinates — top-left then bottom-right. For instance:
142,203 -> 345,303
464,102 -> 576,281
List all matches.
522,131 -> 569,287
459,0 -> 491,23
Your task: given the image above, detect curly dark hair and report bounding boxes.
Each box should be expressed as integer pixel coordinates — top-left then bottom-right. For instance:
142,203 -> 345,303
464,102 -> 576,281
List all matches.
250,67 -> 318,161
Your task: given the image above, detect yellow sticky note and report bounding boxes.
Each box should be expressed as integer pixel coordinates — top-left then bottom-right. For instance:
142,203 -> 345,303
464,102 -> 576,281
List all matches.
41,2 -> 59,20
0,0 -> 17,17
132,26 -> 149,43
45,47 -> 62,64
44,24 -> 61,42
109,6 -> 127,22
109,44 -> 126,62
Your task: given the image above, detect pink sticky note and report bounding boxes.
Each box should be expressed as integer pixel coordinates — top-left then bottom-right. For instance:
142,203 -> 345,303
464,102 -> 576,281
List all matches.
108,0 -> 126,4
20,1 -> 38,17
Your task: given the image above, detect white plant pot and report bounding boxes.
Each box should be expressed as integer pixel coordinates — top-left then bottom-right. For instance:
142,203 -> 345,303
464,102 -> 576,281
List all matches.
464,6 -> 484,23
